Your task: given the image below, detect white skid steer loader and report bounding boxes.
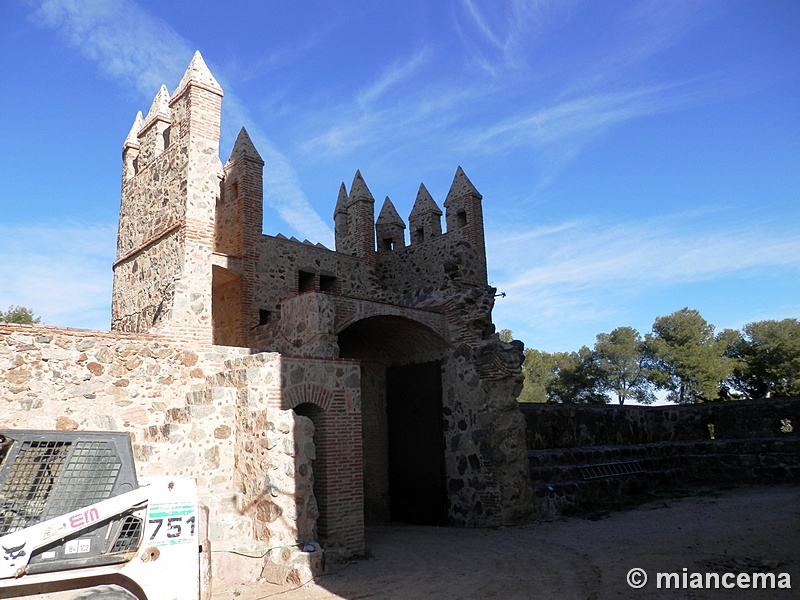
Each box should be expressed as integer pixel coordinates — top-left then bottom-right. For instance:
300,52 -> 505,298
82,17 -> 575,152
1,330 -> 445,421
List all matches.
0,430 -> 209,600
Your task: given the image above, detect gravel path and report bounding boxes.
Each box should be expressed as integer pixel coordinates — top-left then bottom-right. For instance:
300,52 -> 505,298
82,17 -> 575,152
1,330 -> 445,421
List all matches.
213,483 -> 800,600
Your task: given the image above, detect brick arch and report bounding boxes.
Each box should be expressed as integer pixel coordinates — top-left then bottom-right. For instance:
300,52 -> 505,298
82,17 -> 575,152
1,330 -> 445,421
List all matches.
282,383 -> 334,411
331,296 -> 449,342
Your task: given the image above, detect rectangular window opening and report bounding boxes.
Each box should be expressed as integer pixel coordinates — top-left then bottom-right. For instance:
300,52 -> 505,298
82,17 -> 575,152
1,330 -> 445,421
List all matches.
320,275 -> 337,293
298,270 -> 315,293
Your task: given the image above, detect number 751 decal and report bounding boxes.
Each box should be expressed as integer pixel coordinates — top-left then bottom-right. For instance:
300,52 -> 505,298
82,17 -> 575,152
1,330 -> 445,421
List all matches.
148,515 -> 196,543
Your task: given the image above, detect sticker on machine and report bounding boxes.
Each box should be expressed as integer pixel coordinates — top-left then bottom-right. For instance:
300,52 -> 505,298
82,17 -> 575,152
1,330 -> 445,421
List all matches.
146,502 -> 197,546
65,538 -> 92,554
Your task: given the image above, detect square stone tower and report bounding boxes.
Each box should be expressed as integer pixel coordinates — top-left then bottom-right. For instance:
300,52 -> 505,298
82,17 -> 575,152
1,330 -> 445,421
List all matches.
113,52 -> 224,344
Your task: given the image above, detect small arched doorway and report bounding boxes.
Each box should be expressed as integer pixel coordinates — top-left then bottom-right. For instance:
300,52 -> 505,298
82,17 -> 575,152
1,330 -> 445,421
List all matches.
293,402 -> 324,540
337,315 -> 449,526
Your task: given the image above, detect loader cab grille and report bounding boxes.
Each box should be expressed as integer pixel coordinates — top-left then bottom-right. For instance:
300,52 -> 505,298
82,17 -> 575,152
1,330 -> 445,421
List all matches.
0,433 -> 134,535
0,430 -> 140,574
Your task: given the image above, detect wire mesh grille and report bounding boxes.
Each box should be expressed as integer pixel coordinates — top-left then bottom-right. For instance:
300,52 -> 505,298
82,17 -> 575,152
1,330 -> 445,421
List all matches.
0,441 -> 70,534
43,441 -> 122,519
0,439 -> 122,534
110,515 -> 143,553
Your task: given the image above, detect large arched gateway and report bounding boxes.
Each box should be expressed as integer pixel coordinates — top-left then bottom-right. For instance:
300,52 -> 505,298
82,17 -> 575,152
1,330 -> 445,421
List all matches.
338,315 -> 449,525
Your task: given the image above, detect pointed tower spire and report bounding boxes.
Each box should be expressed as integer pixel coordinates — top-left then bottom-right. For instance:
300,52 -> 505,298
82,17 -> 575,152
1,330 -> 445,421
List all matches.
122,111 -> 143,180
335,170 -> 376,264
444,166 -> 482,204
123,111 -> 143,151
376,196 -> 405,227
376,196 -> 406,253
349,169 -> 374,202
409,182 -> 443,245
136,86 -> 172,165
174,50 -> 223,97
142,85 -> 171,130
334,183 -> 348,217
227,127 -> 263,164
334,182 -> 351,253
409,182 -> 441,218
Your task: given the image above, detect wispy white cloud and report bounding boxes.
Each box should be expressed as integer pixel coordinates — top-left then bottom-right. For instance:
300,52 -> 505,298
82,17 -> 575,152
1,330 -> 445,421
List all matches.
455,0 -> 554,74
31,0 -> 193,95
488,213 -> 800,348
27,0 -> 333,245
299,0 -> 720,196
0,224 -> 116,330
301,84 -> 477,157
357,50 -> 430,107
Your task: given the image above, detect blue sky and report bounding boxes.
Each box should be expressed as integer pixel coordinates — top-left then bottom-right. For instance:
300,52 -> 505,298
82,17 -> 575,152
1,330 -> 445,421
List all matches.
1,0 -> 798,353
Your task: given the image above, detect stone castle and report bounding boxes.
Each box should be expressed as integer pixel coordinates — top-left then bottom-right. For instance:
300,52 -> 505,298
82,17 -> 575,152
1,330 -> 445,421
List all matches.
1,52 -> 531,582
5,50 -> 798,589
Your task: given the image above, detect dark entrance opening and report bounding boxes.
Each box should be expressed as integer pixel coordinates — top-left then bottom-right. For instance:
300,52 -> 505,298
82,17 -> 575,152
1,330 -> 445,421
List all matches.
337,315 -> 448,525
386,361 -> 446,525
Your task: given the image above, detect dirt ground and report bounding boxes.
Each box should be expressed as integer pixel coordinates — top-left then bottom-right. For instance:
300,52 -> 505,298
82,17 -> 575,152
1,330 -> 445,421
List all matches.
212,483 -> 800,600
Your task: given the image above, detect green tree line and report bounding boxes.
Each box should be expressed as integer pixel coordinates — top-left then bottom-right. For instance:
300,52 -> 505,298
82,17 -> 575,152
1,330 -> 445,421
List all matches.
516,308 -> 800,404
0,305 -> 41,324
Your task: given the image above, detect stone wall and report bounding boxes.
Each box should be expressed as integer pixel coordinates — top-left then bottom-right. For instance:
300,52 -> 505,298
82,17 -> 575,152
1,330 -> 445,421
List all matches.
522,398 -> 800,448
440,338 -> 531,524
252,236 -> 368,316
374,227 -> 486,297
0,322 -> 362,582
520,399 -> 800,518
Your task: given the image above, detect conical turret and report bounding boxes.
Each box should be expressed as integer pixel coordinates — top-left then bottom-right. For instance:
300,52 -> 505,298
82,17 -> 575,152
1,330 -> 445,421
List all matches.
376,196 -> 406,253
409,182 -> 442,244
334,171 -> 376,265
444,166 -> 483,232
443,166 -> 487,285
137,85 -> 172,164
122,111 -> 143,180
169,50 -> 223,144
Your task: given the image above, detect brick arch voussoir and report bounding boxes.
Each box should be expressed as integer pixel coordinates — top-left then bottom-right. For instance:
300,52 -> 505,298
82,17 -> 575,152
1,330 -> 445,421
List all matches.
336,310 -> 447,342
283,383 -> 334,412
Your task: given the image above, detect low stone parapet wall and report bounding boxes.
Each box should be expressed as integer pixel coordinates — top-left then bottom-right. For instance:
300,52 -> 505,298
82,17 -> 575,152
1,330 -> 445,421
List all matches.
529,437 -> 800,518
520,399 -> 800,518
521,397 -> 800,449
